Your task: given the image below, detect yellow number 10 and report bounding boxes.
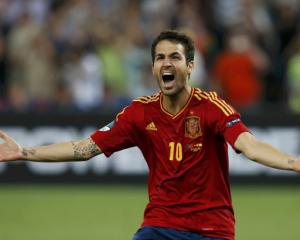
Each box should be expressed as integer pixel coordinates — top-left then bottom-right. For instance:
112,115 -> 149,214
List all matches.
168,142 -> 183,161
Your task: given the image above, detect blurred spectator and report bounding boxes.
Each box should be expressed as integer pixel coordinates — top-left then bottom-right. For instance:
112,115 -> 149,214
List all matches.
211,30 -> 270,111
271,0 -> 299,55
6,13 -> 40,111
262,0 -> 300,105
141,0 -> 177,40
0,33 -> 7,100
7,13 -> 58,111
214,0 -> 244,30
123,28 -> 155,98
56,0 -> 96,44
286,35 -> 300,113
96,29 -> 129,107
241,0 -> 277,54
108,1 -> 154,98
61,46 -> 104,111
1,0 -> 50,29
175,1 -> 209,88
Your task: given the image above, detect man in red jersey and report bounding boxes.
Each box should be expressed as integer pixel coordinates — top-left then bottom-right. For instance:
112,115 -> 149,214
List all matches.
0,30 -> 300,240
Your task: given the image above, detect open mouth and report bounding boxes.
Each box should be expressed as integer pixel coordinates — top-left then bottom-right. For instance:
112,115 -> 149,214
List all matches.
162,73 -> 175,82
161,72 -> 176,89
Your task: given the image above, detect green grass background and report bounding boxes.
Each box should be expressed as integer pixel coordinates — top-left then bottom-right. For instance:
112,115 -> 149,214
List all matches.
0,184 -> 299,240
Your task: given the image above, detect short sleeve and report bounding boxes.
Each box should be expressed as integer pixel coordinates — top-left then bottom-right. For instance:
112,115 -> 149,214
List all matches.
206,92 -> 250,149
221,114 -> 249,147
90,104 -> 138,157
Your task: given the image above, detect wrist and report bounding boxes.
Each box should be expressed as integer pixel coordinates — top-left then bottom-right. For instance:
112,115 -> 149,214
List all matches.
287,159 -> 294,169
21,148 -> 28,160
287,158 -> 300,171
21,148 -> 36,160
289,157 -> 300,172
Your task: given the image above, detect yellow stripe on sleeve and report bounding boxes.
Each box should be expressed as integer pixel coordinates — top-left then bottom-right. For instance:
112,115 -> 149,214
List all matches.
194,93 -> 202,101
199,91 -> 233,116
210,92 -> 234,115
194,89 -> 235,116
133,99 -> 147,103
136,96 -> 150,101
133,96 -> 159,104
210,92 -> 234,114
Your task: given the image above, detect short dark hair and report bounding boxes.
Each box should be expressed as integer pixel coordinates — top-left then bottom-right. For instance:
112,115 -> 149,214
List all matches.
151,30 -> 195,65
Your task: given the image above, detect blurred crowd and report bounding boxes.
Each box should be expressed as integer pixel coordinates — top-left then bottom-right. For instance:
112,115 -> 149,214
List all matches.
0,0 -> 300,114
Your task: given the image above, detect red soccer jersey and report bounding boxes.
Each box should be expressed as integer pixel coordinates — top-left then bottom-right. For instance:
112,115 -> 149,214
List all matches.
91,88 -> 249,240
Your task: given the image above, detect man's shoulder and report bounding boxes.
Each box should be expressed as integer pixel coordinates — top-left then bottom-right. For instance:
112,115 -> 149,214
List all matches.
193,88 -> 235,116
116,93 -> 160,121
193,88 -> 217,105
131,92 -> 160,106
193,88 -> 220,101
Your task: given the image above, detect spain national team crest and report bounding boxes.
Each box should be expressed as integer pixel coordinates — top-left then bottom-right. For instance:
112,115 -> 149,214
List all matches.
185,116 -> 202,139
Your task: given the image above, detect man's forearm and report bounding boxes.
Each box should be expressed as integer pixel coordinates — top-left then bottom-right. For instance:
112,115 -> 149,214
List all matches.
235,132 -> 296,171
22,138 -> 101,162
248,141 -> 294,171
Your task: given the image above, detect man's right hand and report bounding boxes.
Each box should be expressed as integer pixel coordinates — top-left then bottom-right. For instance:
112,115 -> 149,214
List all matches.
0,130 -> 23,161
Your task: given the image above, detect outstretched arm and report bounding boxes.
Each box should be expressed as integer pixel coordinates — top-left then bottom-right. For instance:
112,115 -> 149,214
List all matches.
0,130 -> 102,162
234,132 -> 300,172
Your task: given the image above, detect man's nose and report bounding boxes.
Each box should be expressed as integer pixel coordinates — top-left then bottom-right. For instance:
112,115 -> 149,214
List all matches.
162,58 -> 172,66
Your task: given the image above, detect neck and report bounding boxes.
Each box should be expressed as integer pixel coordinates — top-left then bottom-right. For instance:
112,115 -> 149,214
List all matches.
162,86 -> 192,115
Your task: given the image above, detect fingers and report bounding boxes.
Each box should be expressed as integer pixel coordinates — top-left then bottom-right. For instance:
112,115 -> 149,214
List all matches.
0,130 -> 7,140
0,130 -> 9,141
0,130 -> 15,145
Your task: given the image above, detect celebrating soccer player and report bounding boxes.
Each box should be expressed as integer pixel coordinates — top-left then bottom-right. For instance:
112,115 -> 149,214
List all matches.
0,30 -> 300,240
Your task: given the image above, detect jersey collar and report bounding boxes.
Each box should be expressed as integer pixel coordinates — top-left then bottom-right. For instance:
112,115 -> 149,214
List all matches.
160,88 -> 195,119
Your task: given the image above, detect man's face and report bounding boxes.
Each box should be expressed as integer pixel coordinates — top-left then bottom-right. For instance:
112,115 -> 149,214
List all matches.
152,40 -> 193,96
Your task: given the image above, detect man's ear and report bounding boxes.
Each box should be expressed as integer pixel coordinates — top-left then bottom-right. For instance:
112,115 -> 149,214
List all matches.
187,61 -> 194,76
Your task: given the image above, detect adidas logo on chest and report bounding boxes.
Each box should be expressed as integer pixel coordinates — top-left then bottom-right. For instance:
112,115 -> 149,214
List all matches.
145,122 -> 157,131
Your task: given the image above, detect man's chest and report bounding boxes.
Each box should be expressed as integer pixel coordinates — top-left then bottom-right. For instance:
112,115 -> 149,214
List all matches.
140,107 -> 209,169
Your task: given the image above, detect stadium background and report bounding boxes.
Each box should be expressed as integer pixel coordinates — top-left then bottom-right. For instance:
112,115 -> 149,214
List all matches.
0,0 -> 300,239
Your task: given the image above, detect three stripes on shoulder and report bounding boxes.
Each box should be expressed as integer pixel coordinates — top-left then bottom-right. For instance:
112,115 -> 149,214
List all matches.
194,89 -> 234,116
133,89 -> 234,117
